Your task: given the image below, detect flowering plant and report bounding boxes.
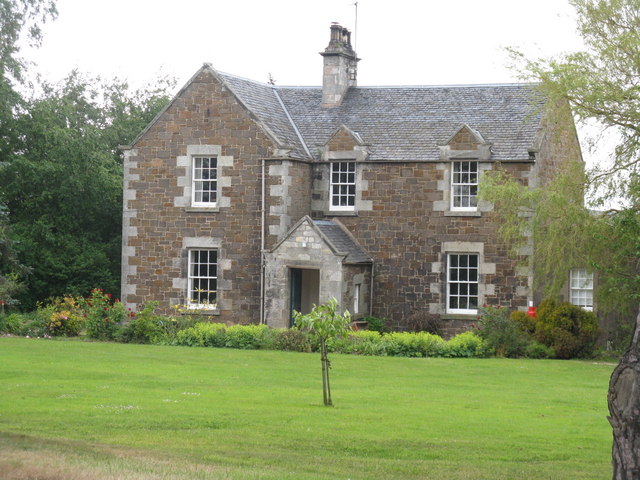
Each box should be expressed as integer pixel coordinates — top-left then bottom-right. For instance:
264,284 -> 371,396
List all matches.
82,289 -> 127,340
42,296 -> 85,336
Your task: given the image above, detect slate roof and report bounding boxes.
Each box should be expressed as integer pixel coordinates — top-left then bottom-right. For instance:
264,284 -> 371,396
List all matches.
218,71 -> 545,162
219,73 -> 307,157
313,220 -> 372,264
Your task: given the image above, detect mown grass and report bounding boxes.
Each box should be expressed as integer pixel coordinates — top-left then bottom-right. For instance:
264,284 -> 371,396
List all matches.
0,337 -> 614,479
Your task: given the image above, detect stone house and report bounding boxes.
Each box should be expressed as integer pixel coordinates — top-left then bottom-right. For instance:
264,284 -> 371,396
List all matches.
120,24 -> 583,334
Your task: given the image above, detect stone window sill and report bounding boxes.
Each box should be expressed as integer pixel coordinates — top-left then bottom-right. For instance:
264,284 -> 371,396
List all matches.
185,207 -> 220,213
325,210 -> 358,217
441,313 -> 478,320
181,308 -> 220,316
444,211 -> 481,217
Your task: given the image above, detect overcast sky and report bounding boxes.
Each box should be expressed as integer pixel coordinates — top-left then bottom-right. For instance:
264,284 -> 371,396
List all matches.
24,0 -> 584,90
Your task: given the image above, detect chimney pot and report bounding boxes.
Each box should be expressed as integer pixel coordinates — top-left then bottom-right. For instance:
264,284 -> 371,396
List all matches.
320,24 -> 359,107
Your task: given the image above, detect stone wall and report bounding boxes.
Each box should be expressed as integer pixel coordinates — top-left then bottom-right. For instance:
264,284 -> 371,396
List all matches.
264,219 -> 345,328
265,159 -> 312,248
122,68 -> 274,323
315,161 -> 533,329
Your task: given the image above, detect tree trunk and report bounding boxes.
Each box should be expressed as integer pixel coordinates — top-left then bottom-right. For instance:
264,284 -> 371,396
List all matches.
324,349 -> 333,407
320,339 -> 330,406
608,306 -> 640,480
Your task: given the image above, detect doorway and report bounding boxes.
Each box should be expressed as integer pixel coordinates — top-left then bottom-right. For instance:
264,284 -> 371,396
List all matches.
289,268 -> 320,327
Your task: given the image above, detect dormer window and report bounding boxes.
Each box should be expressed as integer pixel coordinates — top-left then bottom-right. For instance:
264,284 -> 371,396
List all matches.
330,161 -> 356,211
451,161 -> 478,211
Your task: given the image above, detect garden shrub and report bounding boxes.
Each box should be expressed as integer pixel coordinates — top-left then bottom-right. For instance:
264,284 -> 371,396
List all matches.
0,312 -> 42,336
510,310 -> 536,335
325,334 -> 356,354
352,331 -> 387,356
82,289 -> 127,340
534,298 -> 599,359
1,313 -> 22,334
272,328 -> 313,352
404,311 -> 443,336
325,330 -> 383,354
225,324 -> 272,349
382,331 -> 446,357
174,322 -> 227,347
364,316 -> 389,333
525,341 -> 555,359
38,296 -> 84,336
117,301 -> 165,344
443,332 -> 490,358
153,314 -> 201,344
475,306 -> 531,357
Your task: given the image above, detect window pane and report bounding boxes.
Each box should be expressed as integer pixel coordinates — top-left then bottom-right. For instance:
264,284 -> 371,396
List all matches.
569,269 -> 593,310
192,157 -> 217,205
330,162 -> 356,210
451,161 -> 479,210
188,249 -> 217,306
447,253 -> 479,313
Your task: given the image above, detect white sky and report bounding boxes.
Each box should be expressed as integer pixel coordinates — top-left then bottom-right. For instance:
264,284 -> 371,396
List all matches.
24,0 -> 584,89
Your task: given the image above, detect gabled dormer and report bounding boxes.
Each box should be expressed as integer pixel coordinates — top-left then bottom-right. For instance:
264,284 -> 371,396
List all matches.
319,125 -> 369,161
312,125 -> 372,216
434,125 -> 493,216
439,124 -> 492,161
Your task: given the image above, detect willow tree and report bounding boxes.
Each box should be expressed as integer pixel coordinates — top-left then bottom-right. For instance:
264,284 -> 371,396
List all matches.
294,298 -> 351,407
481,1 -> 640,477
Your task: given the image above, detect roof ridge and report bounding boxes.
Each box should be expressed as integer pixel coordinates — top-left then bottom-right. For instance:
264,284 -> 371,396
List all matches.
217,70 -> 272,86
276,83 -> 538,90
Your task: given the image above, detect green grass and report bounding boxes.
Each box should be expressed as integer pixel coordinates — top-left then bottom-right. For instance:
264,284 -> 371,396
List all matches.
0,337 -> 613,479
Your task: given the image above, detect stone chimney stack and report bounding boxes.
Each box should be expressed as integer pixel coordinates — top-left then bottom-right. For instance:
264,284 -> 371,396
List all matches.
321,23 -> 359,107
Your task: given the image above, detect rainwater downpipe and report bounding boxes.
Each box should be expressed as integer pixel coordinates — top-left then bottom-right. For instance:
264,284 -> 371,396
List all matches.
369,261 -> 374,317
259,158 -> 266,324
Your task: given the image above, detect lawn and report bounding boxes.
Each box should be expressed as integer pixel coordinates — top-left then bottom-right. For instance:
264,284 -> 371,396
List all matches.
0,337 -> 614,479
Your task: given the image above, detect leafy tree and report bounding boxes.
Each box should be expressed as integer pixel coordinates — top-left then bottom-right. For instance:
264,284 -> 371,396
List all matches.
481,1 -> 640,318
294,298 -> 351,406
0,72 -> 173,307
0,204 -> 28,311
0,0 -> 56,311
0,0 -> 57,157
480,1 -> 640,477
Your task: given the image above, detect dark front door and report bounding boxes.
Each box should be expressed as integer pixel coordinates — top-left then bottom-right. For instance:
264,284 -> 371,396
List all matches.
290,268 -> 303,327
289,268 -> 320,327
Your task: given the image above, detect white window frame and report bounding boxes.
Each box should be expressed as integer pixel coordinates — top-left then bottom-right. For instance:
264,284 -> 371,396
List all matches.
330,161 -> 356,211
187,249 -> 218,309
191,156 -> 217,207
447,253 -> 479,314
451,160 -> 478,211
570,269 -> 593,311
353,284 -> 361,314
